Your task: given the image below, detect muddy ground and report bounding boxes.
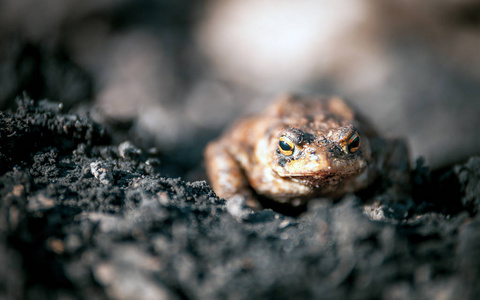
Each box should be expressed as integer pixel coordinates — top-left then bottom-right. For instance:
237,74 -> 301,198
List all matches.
1,97 -> 480,300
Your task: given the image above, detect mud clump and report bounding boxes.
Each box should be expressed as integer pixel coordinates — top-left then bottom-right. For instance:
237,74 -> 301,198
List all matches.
0,100 -> 480,299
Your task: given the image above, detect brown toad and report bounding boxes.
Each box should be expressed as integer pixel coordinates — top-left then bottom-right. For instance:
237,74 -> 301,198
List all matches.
205,94 -> 409,209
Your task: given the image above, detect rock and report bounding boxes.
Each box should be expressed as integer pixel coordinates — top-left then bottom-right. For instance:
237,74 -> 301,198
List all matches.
90,161 -> 114,185
118,141 -> 142,159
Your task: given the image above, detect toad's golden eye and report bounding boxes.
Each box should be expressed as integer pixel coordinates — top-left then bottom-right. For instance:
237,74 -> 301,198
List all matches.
278,137 -> 294,156
347,132 -> 361,153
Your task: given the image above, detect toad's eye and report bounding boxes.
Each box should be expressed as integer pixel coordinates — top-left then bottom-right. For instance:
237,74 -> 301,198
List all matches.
347,133 -> 360,153
279,137 -> 294,156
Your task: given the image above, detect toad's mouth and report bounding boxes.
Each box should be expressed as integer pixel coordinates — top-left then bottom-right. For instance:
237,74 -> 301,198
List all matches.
276,169 -> 362,180
275,170 -> 331,177
273,162 -> 367,178
285,170 -> 364,188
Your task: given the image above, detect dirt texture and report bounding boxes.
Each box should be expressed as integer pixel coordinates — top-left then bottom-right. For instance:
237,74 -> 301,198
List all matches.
0,98 -> 479,300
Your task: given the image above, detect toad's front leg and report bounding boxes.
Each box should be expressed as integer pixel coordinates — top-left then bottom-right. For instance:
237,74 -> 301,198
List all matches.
204,140 -> 261,209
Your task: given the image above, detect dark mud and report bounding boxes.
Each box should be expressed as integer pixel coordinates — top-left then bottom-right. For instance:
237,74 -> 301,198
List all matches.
1,99 -> 479,300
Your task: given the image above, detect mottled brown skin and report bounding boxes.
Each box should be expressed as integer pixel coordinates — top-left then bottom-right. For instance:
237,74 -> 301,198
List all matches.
205,94 -> 400,208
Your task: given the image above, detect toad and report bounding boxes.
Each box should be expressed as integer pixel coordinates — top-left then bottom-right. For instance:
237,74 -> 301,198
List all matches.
205,94 -> 409,209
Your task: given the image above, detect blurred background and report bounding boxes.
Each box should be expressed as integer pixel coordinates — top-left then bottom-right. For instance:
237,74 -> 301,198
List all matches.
1,0 -> 479,176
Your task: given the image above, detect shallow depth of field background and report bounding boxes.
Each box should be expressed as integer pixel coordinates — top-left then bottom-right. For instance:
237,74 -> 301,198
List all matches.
1,0 -> 479,170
